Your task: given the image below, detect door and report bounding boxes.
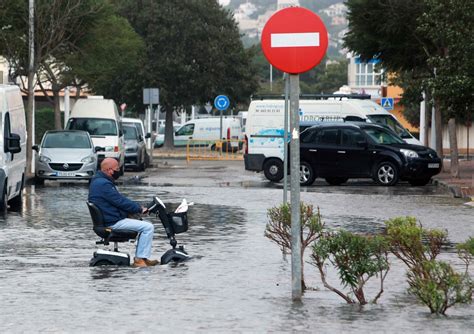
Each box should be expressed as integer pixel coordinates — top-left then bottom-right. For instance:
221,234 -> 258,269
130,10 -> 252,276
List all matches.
300,127 -> 340,176
175,123 -> 195,146
338,128 -> 371,177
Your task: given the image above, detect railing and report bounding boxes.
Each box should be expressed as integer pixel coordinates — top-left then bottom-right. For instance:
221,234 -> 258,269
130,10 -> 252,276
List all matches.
186,139 -> 245,161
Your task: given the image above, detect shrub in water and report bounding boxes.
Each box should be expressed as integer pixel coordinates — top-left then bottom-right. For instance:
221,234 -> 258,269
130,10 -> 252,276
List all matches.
385,216 -> 472,315
310,230 -> 390,305
265,202 -> 323,290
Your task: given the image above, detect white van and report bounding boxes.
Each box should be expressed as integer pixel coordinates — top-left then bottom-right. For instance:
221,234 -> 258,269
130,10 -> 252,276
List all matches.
66,97 -> 125,174
244,96 -> 421,181
174,117 -> 243,147
0,85 -> 27,211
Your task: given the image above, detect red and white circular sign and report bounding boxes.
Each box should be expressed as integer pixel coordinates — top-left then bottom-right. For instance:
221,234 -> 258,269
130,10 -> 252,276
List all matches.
261,7 -> 328,74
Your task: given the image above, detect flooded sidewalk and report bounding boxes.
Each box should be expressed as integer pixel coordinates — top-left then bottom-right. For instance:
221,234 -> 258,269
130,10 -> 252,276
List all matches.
0,164 -> 473,332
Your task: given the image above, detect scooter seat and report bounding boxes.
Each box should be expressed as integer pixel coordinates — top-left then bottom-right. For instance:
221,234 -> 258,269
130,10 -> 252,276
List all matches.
93,227 -> 138,242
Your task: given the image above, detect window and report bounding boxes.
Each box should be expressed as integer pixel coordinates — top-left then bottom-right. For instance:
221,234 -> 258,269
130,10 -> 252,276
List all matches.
355,61 -> 382,87
43,132 -> 92,149
123,126 -> 138,140
363,127 -> 405,144
341,129 -> 366,147
3,112 -> 11,152
176,124 -> 194,136
68,118 -> 117,136
314,129 -> 339,145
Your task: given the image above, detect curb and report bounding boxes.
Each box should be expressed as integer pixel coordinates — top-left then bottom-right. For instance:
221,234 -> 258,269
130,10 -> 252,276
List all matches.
431,178 -> 471,199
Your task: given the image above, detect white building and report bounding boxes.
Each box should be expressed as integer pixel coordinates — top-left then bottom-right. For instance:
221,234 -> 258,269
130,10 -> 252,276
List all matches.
346,53 -> 384,99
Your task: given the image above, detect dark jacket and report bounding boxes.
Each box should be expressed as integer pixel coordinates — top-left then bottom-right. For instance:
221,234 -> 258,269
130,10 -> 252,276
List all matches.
88,171 -> 141,225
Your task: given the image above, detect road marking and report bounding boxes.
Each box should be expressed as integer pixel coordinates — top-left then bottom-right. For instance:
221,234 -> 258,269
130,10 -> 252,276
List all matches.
271,32 -> 320,48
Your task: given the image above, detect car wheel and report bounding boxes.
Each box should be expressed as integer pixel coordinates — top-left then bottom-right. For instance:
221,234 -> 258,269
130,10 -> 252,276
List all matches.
325,177 -> 348,186
409,178 -> 431,186
374,161 -> 399,186
300,161 -> 316,186
263,158 -> 284,182
0,182 -> 8,213
8,175 -> 23,210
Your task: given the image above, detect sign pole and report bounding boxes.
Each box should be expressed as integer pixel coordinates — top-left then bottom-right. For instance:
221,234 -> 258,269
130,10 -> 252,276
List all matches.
289,74 -> 301,300
283,73 -> 289,204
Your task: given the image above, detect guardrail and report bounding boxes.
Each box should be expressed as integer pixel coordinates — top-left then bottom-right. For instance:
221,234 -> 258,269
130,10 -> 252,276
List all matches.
186,139 -> 245,162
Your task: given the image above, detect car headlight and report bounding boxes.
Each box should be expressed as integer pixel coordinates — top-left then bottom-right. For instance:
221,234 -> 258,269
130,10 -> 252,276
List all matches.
400,149 -> 419,158
104,146 -> 114,152
126,145 -> 138,153
81,155 -> 96,163
39,155 -> 51,163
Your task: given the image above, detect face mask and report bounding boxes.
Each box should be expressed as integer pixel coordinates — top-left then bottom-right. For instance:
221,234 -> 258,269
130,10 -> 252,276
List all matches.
112,170 -> 121,180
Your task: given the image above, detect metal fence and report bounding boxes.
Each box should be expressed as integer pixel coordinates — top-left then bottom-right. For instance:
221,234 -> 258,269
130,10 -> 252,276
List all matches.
186,139 -> 245,161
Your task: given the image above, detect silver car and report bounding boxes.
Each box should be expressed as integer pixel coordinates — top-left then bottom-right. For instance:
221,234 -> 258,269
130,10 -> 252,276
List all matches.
33,130 -> 98,185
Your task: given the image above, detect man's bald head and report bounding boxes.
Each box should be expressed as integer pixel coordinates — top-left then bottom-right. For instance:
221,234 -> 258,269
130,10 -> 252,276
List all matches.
101,158 -> 119,172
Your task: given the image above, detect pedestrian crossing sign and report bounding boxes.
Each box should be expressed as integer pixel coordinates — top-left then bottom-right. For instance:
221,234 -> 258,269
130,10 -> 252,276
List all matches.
381,98 -> 394,111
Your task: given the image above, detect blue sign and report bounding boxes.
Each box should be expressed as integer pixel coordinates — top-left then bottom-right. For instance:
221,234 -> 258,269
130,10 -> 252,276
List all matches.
214,95 -> 230,111
381,97 -> 394,111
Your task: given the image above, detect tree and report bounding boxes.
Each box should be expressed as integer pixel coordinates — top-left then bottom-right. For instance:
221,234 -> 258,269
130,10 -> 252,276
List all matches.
344,0 -> 474,176
115,0 -> 259,149
0,0 -> 108,175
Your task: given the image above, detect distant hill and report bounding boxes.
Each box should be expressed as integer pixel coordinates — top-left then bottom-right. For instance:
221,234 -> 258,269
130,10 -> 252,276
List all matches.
220,0 -> 348,58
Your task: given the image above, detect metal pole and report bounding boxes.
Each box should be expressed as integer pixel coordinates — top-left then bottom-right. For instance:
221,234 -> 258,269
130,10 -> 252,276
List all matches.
420,91 -> 426,146
64,87 -> 70,129
220,109 -> 223,139
147,105 -> 152,150
283,73 -> 289,204
270,64 -> 273,92
289,74 -> 302,300
28,0 -> 35,175
430,103 -> 436,150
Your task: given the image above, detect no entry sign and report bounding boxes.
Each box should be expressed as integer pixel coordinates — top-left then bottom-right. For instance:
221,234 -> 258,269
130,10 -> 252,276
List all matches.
261,7 -> 328,74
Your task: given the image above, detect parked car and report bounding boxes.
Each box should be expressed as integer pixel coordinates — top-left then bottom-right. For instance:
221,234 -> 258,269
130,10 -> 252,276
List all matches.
154,124 -> 181,147
299,123 -> 441,186
123,124 -> 147,171
122,117 -> 151,167
33,130 -> 98,185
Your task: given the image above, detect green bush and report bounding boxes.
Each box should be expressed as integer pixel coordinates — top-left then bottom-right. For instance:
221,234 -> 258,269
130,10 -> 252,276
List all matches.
311,230 -> 390,305
385,216 -> 472,315
34,108 -> 64,143
265,202 -> 324,290
407,260 -> 472,315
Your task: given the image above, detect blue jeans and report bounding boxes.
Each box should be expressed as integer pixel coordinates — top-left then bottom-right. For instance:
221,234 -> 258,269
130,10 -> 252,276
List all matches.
112,218 -> 154,259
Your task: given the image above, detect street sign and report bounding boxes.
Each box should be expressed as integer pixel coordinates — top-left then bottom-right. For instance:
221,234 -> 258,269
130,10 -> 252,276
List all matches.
214,95 -> 230,111
381,97 -> 394,111
261,7 -> 328,74
143,88 -> 159,105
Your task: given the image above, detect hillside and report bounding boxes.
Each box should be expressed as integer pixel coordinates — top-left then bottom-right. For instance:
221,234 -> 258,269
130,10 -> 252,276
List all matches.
220,0 -> 348,57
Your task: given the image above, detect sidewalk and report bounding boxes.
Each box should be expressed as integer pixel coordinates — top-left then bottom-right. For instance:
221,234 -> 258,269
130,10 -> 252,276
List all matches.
432,159 -> 474,200
151,148 -> 474,200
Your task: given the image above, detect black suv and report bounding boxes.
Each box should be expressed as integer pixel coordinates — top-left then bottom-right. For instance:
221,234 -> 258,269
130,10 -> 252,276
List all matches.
299,123 -> 441,186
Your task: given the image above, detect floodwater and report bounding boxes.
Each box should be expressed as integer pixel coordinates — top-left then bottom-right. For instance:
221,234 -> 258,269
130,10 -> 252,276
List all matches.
0,181 -> 473,333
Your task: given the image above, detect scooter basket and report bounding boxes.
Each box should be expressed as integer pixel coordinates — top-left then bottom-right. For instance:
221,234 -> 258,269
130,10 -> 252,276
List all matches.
167,212 -> 188,234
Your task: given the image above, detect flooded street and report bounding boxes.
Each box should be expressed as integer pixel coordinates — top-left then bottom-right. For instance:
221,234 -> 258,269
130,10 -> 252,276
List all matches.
0,161 -> 473,332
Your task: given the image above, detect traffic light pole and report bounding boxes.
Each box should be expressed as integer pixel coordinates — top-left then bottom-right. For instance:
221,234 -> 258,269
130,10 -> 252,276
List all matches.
289,74 -> 302,300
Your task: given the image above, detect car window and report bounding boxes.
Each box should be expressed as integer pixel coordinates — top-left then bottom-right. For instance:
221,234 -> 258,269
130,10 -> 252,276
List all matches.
301,128 -> 318,143
68,118 -> 117,136
124,122 -> 144,137
176,124 -> 194,136
341,128 -> 366,146
123,126 -> 138,140
363,127 -> 405,144
43,132 -> 92,149
367,115 -> 412,139
314,128 -> 338,145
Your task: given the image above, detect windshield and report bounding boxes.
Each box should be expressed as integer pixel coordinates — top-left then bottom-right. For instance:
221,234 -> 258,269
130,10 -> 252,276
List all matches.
43,132 -> 91,149
123,126 -> 138,140
123,122 -> 143,136
367,115 -> 412,138
363,127 -> 405,144
67,118 -> 117,136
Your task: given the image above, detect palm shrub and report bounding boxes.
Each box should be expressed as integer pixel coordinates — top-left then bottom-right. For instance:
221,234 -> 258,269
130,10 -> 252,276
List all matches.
385,216 -> 472,315
265,202 -> 324,290
310,230 -> 390,305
